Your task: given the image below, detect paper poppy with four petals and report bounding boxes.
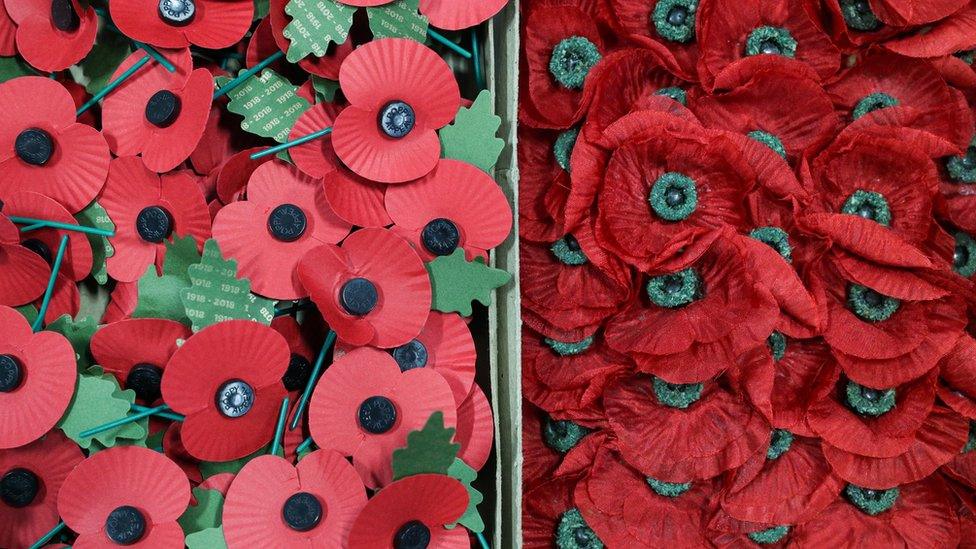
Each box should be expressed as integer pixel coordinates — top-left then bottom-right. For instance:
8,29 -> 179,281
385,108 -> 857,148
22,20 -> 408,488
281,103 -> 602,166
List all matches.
5,0 -> 97,72
0,213 -> 48,306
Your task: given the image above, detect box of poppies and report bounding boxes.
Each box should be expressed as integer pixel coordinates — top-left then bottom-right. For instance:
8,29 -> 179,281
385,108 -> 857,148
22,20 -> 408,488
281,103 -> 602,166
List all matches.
0,0 -> 516,547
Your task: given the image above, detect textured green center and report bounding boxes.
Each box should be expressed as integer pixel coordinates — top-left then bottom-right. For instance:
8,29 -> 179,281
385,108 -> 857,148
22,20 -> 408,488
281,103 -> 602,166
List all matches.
555,508 -> 604,549
953,232 -> 976,277
551,234 -> 588,266
649,172 -> 698,221
544,335 -> 594,356
845,381 -> 896,417
845,484 -> 899,515
766,429 -> 794,460
645,477 -> 692,497
965,421 -> 976,453
852,92 -> 899,120
553,128 -> 579,173
745,26 -> 797,58
956,50 -> 976,65
747,526 -> 791,545
847,284 -> 900,322
549,37 -> 601,90
647,268 -> 701,308
543,416 -> 591,453
749,226 -> 792,262
651,0 -> 698,43
840,0 -> 881,31
655,86 -> 687,106
653,377 -> 703,409
747,130 -> 787,159
767,331 -> 787,361
841,189 -> 892,226
946,137 -> 976,183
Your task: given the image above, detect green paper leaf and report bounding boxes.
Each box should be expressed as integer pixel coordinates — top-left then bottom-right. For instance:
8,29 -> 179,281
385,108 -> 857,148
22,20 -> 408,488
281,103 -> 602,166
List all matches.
79,29 -> 133,94
367,0 -> 428,42
179,487 -> 224,535
446,458 -> 485,533
311,76 -> 340,103
14,305 -> 38,325
426,249 -> 512,316
57,373 -> 145,449
282,0 -> 354,63
0,56 -> 36,83
45,315 -> 98,371
162,234 -> 204,278
392,411 -> 460,480
186,526 -> 227,549
439,90 -> 505,173
199,445 -> 269,478
86,414 -> 149,453
254,0 -> 270,19
74,201 -> 115,285
218,69 -> 312,143
180,239 -> 275,332
132,235 -> 202,324
146,427 -> 166,450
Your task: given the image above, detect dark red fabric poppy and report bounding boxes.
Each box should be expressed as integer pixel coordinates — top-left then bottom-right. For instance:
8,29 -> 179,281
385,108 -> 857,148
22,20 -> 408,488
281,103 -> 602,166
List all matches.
307,347 -> 456,489
101,156 -> 211,283
212,160 -> 351,300
872,0 -> 969,25
938,335 -> 976,419
102,49 -> 213,173
764,337 -> 835,437
223,451 -> 367,547
2,191 -> 92,282
57,446 -> 190,548
0,76 -> 109,214
347,474 -> 469,549
298,228 -> 431,348
90,318 -> 191,404
601,1 -> 699,80
160,320 -> 290,461
5,0 -> 96,72
111,0 -> 252,49
522,472 -> 580,549
0,305 -> 75,449
517,126 -> 571,243
884,3 -> 976,58
332,38 -> 461,183
0,213 -> 48,306
0,432 -> 83,549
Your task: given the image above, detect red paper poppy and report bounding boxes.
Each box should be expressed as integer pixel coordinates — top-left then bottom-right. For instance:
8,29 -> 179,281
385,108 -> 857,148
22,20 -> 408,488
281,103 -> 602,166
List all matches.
90,318 -> 191,405
102,281 -> 138,324
298,228 -> 431,349
419,0 -> 507,30
696,0 -> 840,88
0,305 -> 75,449
0,432 -> 83,549
199,472 -> 235,495
101,156 -> 211,283
0,213 -> 48,306
385,159 -> 512,262
0,76 -> 109,214
332,38 -> 460,183
57,446 -> 190,548
271,315 -> 318,396
102,50 -> 213,172
223,451 -> 367,548
517,126 -> 571,244
111,0 -> 252,49
160,320 -> 290,461
347,474 -> 469,549
289,103 -> 391,228
32,273 -> 79,326
0,2 -> 14,56
5,0 -> 96,72
2,191 -> 92,282
214,147 -> 272,205
455,384 -> 494,471
602,0 -> 699,80
308,347 -> 456,488
267,0 -> 356,80
161,422 -> 202,486
523,471 -> 589,549
212,160 -> 351,300
189,103 -> 260,179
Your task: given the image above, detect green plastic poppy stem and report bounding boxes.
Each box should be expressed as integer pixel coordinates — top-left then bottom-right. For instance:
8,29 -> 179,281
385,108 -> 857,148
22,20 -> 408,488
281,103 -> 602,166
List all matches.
28,521 -> 65,549
11,216 -> 115,237
428,28 -> 473,59
130,403 -> 185,422
79,404 -> 171,439
31,235 -> 69,332
476,532 -> 490,549
77,54 -> 152,116
269,397 -> 290,456
274,299 -> 314,317
289,329 -> 336,430
213,50 -> 285,100
296,436 -> 315,455
135,42 -> 176,72
472,29 -> 484,90
250,127 -> 333,161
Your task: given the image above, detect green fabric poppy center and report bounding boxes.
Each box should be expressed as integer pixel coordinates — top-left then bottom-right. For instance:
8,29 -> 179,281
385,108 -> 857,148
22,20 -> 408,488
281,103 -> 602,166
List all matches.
645,477 -> 692,497
847,284 -> 900,322
841,189 -> 892,226
649,172 -> 698,221
745,26 -> 797,58
749,226 -> 792,262
946,137 -> 976,183
543,416 -> 590,453
653,377 -> 703,409
767,331 -> 787,361
651,0 -> 698,43
555,508 -> 604,549
553,128 -> 579,173
845,484 -> 899,515
655,86 -> 687,105
747,130 -> 787,159
551,234 -> 588,266
549,37 -> 601,90
544,335 -> 594,356
767,429 -> 794,460
840,0 -> 881,31
852,92 -> 899,120
965,421 -> 976,453
647,268 -> 701,308
845,381 -> 896,417
747,525 -> 791,545
953,232 -> 976,277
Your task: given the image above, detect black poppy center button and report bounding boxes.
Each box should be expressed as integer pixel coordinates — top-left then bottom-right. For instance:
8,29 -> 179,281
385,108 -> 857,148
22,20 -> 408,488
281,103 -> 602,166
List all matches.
15,128 -> 54,166
421,218 -> 460,256
358,395 -> 397,434
392,339 -> 428,371
282,353 -> 313,392
105,505 -> 146,545
267,204 -> 308,242
667,6 -> 688,25
394,520 -> 432,549
339,278 -> 378,316
0,468 -> 39,508
0,354 -> 23,393
158,0 -> 195,25
21,238 -> 53,265
216,380 -> 255,418
135,205 -> 173,244
145,90 -> 182,128
282,492 -> 323,532
126,363 -> 164,403
378,100 -> 416,139
50,0 -> 80,32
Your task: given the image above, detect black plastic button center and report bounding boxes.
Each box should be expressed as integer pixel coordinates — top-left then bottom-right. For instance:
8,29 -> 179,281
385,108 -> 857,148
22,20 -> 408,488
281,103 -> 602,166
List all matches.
0,468 -> 39,508
282,492 -> 323,532
145,90 -> 182,128
105,505 -> 146,545
158,0 -> 195,26
378,101 -> 416,139
125,363 -> 163,403
391,339 -> 428,371
421,218 -> 460,256
0,355 -> 22,393
282,353 -> 312,392
135,206 -> 173,244
394,520 -> 431,549
15,128 -> 54,166
339,278 -> 378,316
21,238 -> 52,265
267,204 -> 307,242
51,0 -> 80,32
358,396 -> 397,434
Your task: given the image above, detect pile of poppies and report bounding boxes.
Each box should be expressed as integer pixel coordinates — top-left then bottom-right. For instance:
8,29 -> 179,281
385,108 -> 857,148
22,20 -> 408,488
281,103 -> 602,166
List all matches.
520,0 -> 976,546
0,0 -> 512,547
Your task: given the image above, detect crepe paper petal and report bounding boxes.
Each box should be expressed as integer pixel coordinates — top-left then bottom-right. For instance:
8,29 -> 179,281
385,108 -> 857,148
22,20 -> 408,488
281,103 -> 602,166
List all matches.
308,347 -> 457,488
0,306 -> 75,448
7,0 -> 97,72
386,159 -> 512,262
0,77 -> 109,214
298,228 -> 432,348
333,38 -> 460,183
348,474 -> 469,549
2,191 -> 92,281
871,0 -> 967,25
58,446 -> 190,546
90,318 -> 190,404
884,4 -> 976,57
0,431 -> 83,549
0,236 -> 49,307
455,384 -> 493,471
102,156 -> 211,283
161,320 -> 290,461
212,160 -> 351,300
939,335 -> 976,419
111,0 -> 252,49
418,0 -> 505,30
223,451 -> 367,547
0,1 -> 15,56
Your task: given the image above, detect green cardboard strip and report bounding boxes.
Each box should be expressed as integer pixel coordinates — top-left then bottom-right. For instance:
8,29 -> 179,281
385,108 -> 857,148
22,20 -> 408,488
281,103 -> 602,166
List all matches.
179,487 -> 225,536
74,201 -> 115,285
57,372 -> 145,450
218,69 -> 311,143
131,235 -> 203,325
439,90 -> 505,174
366,0 -> 429,42
282,0 -> 354,63
445,458 -> 485,533
46,315 -> 98,371
426,249 -> 512,317
186,526 -> 228,549
391,411 -> 460,481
